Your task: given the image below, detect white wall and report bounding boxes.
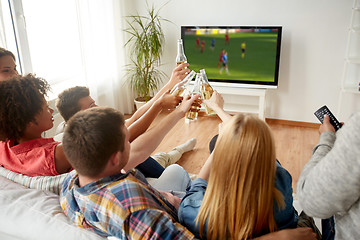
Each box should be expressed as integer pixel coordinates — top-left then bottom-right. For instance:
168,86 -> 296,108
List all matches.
125,0 -> 354,123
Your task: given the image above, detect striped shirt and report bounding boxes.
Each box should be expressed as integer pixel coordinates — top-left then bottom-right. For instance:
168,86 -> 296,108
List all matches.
60,169 -> 194,240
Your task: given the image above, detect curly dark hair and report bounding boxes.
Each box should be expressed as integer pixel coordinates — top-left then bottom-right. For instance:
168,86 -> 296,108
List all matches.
56,86 -> 90,122
0,47 -> 16,60
0,74 -> 50,141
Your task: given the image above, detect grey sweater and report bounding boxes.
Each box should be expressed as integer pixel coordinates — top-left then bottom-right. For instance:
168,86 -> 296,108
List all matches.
297,112 -> 360,240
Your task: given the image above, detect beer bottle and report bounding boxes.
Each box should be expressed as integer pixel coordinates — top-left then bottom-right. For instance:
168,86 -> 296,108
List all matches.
170,70 -> 196,96
185,73 -> 202,121
200,69 -> 216,116
176,39 -> 187,66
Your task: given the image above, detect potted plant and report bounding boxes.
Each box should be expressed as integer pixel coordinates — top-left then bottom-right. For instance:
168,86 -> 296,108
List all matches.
124,4 -> 169,109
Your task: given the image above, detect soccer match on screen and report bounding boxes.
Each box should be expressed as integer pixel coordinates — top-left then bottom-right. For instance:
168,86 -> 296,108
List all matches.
182,27 -> 281,84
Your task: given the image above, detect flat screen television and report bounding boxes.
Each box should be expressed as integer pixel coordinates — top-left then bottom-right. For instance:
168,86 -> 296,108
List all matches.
181,26 -> 282,89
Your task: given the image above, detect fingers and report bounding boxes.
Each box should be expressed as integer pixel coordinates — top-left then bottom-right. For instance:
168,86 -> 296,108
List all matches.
173,63 -> 190,79
175,95 -> 183,103
188,93 -> 201,104
299,227 -> 317,240
323,114 -> 330,123
319,114 -> 335,134
175,62 -> 190,71
191,93 -> 200,100
182,94 -> 191,101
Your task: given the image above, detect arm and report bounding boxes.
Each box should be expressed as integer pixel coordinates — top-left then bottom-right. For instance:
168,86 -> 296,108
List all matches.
123,94 -> 200,172
125,63 -> 190,128
127,91 -> 182,142
197,153 -> 213,181
54,144 -> 72,174
254,228 -> 316,240
297,113 -> 360,218
125,209 -> 194,239
203,91 -> 231,123
159,191 -> 182,211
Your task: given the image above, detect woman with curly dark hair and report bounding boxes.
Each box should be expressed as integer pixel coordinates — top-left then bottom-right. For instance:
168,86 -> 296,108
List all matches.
0,47 -> 19,81
0,74 -> 71,176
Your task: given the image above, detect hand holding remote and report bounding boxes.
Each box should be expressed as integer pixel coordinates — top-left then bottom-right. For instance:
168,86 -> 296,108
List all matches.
314,105 -> 342,131
319,114 -> 336,134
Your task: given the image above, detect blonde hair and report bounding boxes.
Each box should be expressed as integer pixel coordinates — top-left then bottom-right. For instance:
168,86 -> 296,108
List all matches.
197,114 -> 284,239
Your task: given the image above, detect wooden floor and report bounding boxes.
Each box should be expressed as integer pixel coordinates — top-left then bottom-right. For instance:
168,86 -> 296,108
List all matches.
150,110 -> 320,192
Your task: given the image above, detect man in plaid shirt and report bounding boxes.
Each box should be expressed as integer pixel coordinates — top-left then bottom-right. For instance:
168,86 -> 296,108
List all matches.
60,97 -> 198,239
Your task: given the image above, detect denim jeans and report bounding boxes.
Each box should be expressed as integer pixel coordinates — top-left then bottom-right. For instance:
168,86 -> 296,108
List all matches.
135,157 -> 165,178
209,134 -> 219,153
322,217 -> 335,240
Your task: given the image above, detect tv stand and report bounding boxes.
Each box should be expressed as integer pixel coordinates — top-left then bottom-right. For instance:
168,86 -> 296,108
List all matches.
213,86 -> 266,120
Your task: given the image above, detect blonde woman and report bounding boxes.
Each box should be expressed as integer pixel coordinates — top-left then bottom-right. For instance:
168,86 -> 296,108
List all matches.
178,92 -> 299,239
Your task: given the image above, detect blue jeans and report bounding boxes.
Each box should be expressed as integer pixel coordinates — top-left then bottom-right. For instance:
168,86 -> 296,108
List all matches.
209,134 -> 218,153
135,157 -> 165,178
322,217 -> 335,240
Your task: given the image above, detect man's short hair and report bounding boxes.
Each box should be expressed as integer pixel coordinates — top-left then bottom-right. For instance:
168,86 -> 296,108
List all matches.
0,74 -> 50,141
56,86 -> 90,122
62,107 -> 125,177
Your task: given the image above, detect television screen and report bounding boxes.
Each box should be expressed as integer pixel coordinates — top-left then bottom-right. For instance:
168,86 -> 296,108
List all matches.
181,26 -> 282,88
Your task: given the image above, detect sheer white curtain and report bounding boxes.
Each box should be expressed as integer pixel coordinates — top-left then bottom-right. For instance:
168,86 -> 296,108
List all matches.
0,0 -> 20,68
0,1 -> 6,47
75,0 -> 134,113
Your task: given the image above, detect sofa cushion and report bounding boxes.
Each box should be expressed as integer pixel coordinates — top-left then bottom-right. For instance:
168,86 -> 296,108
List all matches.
0,176 -> 106,240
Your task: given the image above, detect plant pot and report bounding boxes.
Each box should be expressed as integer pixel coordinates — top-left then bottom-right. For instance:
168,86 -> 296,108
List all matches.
134,97 -> 152,110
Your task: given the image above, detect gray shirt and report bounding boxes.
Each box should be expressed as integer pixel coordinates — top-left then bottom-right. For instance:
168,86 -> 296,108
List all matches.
297,112 -> 360,240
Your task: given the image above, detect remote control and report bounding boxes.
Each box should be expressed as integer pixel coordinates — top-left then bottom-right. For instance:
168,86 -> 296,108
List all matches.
314,105 -> 342,131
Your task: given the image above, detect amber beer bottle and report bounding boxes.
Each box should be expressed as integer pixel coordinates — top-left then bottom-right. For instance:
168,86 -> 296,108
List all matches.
185,73 -> 202,121
200,69 -> 216,116
176,39 -> 187,66
170,70 -> 196,96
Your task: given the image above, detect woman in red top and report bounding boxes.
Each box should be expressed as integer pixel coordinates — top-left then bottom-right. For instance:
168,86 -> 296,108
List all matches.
0,74 -> 71,176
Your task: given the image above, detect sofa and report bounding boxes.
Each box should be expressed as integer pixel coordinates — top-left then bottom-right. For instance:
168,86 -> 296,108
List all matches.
0,167 -> 120,240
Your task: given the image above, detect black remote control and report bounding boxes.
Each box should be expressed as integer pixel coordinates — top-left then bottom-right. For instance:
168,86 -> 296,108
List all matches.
314,105 -> 342,131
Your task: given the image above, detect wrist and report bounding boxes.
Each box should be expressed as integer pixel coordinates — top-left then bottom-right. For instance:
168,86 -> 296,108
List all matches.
154,99 -> 163,110
174,107 -> 186,117
211,105 -> 223,112
163,81 -> 173,91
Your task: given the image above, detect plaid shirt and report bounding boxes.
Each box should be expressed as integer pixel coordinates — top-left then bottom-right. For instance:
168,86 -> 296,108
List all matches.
60,169 -> 194,240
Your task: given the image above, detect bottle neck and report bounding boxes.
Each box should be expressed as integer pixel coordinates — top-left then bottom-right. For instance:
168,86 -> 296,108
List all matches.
192,74 -> 202,93
176,41 -> 187,62
200,70 -> 210,84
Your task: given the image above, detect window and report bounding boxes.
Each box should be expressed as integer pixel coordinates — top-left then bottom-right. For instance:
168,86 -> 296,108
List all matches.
1,0 -> 86,98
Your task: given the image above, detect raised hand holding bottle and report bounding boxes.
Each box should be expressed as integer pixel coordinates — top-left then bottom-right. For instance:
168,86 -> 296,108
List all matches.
185,73 -> 202,121
200,69 -> 216,116
170,70 -> 196,96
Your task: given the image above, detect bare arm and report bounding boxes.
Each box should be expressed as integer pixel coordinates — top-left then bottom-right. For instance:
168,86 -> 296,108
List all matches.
197,153 -> 213,181
125,62 -> 190,127
54,144 -> 72,174
127,91 -> 182,142
203,91 -> 232,123
255,228 -> 316,240
123,94 -> 199,171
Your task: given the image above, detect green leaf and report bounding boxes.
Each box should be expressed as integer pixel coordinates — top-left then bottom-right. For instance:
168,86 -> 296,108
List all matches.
123,2 -> 171,98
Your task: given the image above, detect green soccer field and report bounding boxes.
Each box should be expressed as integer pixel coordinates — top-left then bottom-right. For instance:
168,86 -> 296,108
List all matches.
184,32 -> 279,82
